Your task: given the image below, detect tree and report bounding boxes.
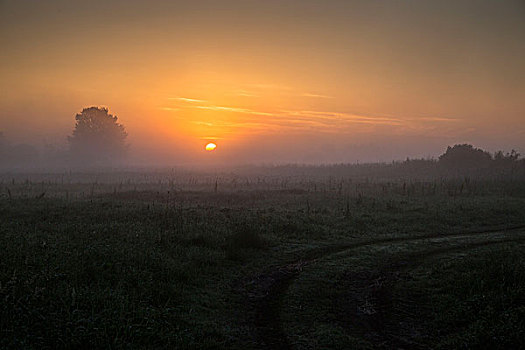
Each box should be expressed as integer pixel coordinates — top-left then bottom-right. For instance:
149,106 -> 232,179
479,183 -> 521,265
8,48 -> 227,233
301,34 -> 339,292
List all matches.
68,107 -> 128,164
438,144 -> 492,169
493,149 -> 520,168
494,149 -> 519,161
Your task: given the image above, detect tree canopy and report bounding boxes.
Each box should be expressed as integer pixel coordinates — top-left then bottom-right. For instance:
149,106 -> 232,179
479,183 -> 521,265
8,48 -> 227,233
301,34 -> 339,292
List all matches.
438,144 -> 492,169
68,107 -> 128,164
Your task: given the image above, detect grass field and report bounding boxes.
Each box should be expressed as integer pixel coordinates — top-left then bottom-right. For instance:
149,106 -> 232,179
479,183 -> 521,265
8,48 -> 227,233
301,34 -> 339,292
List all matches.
1,171 -> 525,349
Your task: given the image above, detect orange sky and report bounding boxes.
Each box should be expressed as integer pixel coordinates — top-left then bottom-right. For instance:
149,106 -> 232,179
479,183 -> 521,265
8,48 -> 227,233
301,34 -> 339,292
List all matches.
1,0 -> 524,164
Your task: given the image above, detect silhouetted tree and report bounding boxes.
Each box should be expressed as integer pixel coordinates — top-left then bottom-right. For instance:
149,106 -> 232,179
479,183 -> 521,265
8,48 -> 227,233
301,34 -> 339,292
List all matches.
439,144 -> 492,169
494,150 -> 519,162
493,149 -> 520,168
68,107 -> 128,164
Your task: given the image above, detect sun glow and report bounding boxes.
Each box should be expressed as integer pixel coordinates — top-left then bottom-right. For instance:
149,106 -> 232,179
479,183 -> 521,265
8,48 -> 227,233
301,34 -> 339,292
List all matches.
205,143 -> 217,151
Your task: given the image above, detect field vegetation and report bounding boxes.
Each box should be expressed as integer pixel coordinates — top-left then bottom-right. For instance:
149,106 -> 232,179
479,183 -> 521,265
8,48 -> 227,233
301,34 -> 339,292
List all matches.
1,162 -> 525,348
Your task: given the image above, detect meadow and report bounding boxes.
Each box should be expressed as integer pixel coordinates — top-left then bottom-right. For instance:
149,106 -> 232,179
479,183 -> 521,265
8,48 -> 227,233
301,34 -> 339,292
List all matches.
1,167 -> 525,349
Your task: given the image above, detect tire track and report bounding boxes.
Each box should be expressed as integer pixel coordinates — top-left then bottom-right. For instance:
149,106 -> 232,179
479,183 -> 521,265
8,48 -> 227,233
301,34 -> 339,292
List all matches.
243,225 -> 525,349
335,236 -> 525,349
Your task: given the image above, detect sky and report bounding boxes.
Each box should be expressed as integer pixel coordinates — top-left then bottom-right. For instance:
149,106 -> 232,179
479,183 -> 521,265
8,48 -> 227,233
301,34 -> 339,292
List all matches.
1,0 -> 524,164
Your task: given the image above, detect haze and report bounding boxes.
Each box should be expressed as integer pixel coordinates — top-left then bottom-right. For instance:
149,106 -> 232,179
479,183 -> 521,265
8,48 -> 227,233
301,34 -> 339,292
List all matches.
1,0 -> 524,165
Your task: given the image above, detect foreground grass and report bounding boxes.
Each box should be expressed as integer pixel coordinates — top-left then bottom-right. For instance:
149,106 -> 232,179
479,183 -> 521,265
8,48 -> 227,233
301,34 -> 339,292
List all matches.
1,180 -> 525,348
282,237 -> 525,349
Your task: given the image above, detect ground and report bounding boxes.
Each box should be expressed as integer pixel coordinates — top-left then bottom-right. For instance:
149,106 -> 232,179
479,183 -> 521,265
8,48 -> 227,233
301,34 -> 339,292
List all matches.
1,173 -> 524,349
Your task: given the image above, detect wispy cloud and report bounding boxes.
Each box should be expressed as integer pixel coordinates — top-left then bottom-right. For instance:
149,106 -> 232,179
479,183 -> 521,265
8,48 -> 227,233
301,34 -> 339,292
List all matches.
244,85 -> 334,99
194,105 -> 274,116
168,97 -> 207,103
159,107 -> 180,111
162,97 -> 461,135
412,116 -> 460,122
199,136 -> 225,140
282,110 -> 403,125
301,93 -> 334,99
193,121 -> 216,127
232,90 -> 258,97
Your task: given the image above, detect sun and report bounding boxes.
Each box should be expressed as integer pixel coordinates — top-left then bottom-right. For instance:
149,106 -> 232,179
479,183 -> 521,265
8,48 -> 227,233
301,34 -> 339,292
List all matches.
205,142 -> 217,151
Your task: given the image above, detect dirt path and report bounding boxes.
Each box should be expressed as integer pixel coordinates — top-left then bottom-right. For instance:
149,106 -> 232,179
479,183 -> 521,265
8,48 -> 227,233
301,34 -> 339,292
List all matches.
334,236 -> 525,349
242,225 -> 525,349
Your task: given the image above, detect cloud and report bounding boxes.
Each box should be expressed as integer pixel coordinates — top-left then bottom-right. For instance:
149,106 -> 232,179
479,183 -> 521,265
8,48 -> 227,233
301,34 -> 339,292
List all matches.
194,105 -> 274,116
192,121 -> 216,127
163,98 -> 462,136
301,93 -> 334,99
412,116 -> 460,122
232,90 -> 258,97
199,136 -> 225,140
168,97 -> 207,103
281,110 -> 403,125
183,103 -> 403,126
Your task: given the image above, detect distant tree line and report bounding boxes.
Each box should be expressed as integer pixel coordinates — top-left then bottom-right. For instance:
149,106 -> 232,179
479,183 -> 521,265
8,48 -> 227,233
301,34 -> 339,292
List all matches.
247,144 -> 524,180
